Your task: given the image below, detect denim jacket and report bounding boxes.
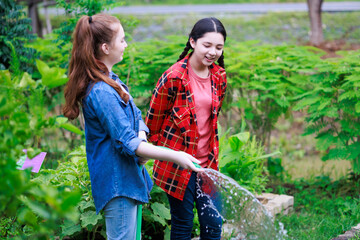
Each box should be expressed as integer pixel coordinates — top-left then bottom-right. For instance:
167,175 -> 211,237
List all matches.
82,72 -> 153,214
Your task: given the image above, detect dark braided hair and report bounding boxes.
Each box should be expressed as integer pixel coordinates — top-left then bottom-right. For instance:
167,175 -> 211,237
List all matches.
177,17 -> 227,69
217,54 -> 225,69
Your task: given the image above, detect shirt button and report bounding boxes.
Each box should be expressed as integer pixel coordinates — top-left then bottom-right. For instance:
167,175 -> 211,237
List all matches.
195,137 -> 198,139
192,154 -> 195,156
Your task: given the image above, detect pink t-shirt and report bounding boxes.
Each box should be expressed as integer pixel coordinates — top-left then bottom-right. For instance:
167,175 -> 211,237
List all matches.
188,64 -> 212,167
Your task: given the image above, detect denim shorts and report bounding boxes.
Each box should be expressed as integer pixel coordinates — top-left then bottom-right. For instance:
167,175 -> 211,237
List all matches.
167,172 -> 222,240
103,196 -> 138,240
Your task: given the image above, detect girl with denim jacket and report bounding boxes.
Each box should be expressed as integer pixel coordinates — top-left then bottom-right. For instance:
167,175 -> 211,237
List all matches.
63,13 -> 202,240
146,17 -> 227,240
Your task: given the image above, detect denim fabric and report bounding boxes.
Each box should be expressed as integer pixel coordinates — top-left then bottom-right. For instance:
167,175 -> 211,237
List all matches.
167,172 -> 222,240
103,196 -> 138,240
82,73 -> 153,214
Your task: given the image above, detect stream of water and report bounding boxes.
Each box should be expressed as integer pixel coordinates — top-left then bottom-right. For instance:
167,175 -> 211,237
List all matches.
196,169 -> 287,240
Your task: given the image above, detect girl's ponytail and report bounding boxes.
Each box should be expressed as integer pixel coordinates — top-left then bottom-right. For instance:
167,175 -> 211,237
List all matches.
217,53 -> 225,69
177,40 -> 192,62
64,14 -> 129,120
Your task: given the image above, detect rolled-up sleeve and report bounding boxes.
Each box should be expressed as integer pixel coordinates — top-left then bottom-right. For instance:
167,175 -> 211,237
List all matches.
89,87 -> 145,157
139,120 -> 149,133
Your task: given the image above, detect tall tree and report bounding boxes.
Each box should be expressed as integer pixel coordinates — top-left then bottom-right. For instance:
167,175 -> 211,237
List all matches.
307,0 -> 324,46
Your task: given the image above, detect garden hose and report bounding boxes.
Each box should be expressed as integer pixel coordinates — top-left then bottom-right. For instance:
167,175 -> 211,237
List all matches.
136,165 -> 143,240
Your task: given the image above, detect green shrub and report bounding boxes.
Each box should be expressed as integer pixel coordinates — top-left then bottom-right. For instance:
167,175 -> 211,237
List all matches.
219,123 -> 280,194
0,0 -> 37,73
225,42 -> 325,146
293,49 -> 360,174
34,146 -> 105,239
0,47 -> 83,238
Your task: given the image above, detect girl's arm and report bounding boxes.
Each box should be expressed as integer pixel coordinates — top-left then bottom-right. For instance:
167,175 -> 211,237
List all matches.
135,142 -> 203,172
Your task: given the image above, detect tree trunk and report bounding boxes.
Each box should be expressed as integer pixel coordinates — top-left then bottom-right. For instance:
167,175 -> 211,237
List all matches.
307,0 -> 324,46
43,0 -> 52,34
28,0 -> 43,37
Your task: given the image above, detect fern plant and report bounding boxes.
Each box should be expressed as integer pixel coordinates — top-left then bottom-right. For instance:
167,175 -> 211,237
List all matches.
225,41 -> 324,148
0,0 -> 37,73
294,50 -> 360,174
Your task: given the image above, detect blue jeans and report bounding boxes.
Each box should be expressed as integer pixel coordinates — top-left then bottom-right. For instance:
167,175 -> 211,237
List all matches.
167,172 -> 222,240
103,196 -> 138,240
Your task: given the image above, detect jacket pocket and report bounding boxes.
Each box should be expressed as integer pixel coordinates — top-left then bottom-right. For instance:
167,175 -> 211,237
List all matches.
171,107 -> 191,134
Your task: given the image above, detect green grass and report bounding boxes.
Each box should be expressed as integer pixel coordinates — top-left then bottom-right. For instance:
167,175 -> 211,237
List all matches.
46,11 -> 360,46
114,11 -> 360,45
271,176 -> 360,240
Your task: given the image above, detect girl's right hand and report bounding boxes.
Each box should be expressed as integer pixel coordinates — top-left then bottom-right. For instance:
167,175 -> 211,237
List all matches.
171,151 -> 204,172
135,142 -> 204,172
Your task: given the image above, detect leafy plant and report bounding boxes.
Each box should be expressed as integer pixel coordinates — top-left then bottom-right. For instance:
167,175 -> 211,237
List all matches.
0,46 -> 84,238
219,123 -> 280,193
0,0 -> 37,73
225,41 -> 324,148
142,161 -> 171,239
34,146 -> 105,239
293,49 -> 360,174
26,34 -> 72,70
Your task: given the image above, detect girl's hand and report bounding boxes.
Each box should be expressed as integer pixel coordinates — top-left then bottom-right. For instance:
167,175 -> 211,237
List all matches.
172,151 -> 204,172
135,142 -> 204,172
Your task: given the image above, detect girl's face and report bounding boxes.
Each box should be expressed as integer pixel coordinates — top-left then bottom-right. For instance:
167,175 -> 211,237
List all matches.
106,23 -> 128,66
189,32 -> 224,68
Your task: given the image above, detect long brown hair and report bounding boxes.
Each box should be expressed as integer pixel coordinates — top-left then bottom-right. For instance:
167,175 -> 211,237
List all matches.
63,13 -> 129,120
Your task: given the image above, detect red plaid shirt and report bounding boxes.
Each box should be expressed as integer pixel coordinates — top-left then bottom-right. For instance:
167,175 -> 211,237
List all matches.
145,55 -> 227,200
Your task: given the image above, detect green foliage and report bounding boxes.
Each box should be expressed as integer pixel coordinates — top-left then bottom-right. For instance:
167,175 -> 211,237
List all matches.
26,34 -> 72,69
35,146 -> 106,239
36,59 -> 69,88
0,143 -> 82,239
293,50 -> 360,174
54,0 -> 124,43
0,0 -> 37,73
0,48 -> 84,238
219,126 -> 280,193
225,42 -> 324,146
276,175 -> 360,239
142,161 -> 171,239
267,157 -> 287,180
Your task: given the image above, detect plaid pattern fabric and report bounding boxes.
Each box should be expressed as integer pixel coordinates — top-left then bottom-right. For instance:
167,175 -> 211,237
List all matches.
145,55 -> 227,200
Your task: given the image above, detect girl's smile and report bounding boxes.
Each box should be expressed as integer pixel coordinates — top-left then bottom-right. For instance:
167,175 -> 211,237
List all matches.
189,32 -> 224,71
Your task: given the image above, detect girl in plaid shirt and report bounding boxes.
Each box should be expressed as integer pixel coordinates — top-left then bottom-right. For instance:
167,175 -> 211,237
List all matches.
63,13 -> 202,240
146,17 -> 227,239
